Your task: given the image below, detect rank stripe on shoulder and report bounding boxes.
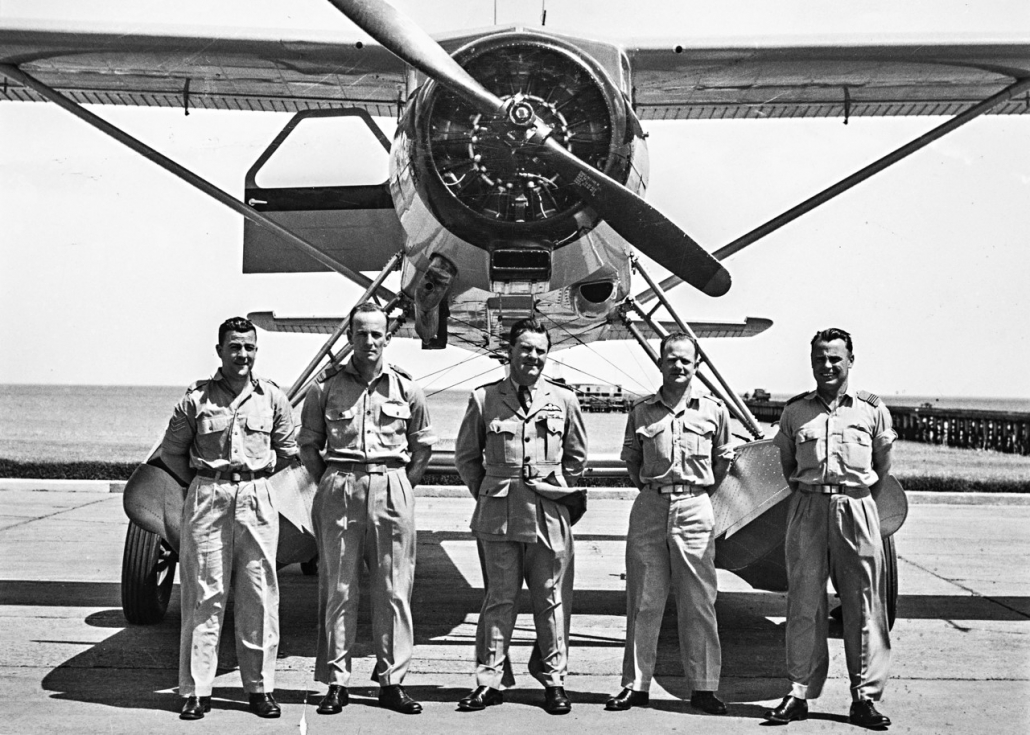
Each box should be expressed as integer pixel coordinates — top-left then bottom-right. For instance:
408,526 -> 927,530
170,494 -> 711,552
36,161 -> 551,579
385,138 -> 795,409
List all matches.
857,390 -> 882,406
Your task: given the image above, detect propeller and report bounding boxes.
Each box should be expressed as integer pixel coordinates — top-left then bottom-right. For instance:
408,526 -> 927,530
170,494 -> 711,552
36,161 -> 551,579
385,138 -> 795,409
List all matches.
325,0 -> 731,297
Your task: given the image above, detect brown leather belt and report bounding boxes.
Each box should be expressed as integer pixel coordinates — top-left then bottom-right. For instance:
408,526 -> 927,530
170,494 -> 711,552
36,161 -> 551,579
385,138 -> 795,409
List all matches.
328,461 -> 405,475
196,468 -> 271,483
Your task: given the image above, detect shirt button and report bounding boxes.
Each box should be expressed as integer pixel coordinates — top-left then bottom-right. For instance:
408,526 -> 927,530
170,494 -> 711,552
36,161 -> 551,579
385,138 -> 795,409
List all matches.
525,437 -> 531,443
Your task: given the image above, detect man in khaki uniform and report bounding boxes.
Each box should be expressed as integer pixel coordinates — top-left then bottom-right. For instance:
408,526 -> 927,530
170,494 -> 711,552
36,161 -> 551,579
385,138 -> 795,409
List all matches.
162,316 -> 297,721
298,302 -> 436,716
455,318 -> 587,715
606,333 -> 732,715
767,328 -> 895,728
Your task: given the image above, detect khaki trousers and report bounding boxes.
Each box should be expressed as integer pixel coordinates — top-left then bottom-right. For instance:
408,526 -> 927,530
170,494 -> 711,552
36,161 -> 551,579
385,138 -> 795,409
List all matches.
178,476 -> 279,697
785,490 -> 891,701
621,490 -> 721,692
475,538 -> 572,688
313,468 -> 415,686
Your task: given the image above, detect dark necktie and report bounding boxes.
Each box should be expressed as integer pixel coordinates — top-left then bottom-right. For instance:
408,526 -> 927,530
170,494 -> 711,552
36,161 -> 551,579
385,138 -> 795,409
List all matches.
518,385 -> 532,412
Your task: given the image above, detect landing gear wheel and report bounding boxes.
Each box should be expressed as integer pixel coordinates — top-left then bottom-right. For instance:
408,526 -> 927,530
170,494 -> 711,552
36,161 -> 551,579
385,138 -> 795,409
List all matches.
121,521 -> 177,624
883,533 -> 899,630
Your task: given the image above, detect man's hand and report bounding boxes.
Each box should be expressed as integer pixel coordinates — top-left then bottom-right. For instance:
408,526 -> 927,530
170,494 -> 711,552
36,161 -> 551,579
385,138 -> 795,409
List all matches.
406,445 -> 433,488
299,445 -> 327,484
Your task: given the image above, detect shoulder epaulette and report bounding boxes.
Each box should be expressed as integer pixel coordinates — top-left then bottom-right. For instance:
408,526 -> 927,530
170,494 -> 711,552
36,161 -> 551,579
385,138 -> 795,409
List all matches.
630,394 -> 652,408
857,390 -> 881,407
389,363 -> 413,380
258,377 -> 280,389
476,377 -> 505,391
785,391 -> 809,405
316,363 -> 345,383
185,379 -> 209,394
543,376 -> 573,391
700,392 -> 723,405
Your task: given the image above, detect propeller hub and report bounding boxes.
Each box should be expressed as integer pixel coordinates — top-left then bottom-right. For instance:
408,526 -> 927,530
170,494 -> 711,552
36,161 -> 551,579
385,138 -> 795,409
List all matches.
508,98 -> 535,127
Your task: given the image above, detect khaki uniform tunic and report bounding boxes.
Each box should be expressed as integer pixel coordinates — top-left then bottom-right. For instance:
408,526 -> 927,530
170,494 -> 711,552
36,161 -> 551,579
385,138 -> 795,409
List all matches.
619,383 -> 733,692
455,377 -> 587,688
162,370 -> 297,697
774,386 -> 895,701
299,360 -> 436,687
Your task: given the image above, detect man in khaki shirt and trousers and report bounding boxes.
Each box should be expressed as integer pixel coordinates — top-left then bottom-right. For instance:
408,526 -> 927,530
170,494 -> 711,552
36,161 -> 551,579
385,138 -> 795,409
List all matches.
162,316 -> 298,721
455,318 -> 588,715
606,332 -> 732,716
299,302 -> 436,716
767,328 -> 895,728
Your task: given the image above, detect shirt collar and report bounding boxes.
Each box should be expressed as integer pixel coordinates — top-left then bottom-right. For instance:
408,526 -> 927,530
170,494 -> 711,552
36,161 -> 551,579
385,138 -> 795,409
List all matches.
211,369 -> 263,393
343,357 -> 385,385
649,380 -> 704,410
510,377 -> 537,394
807,384 -> 856,406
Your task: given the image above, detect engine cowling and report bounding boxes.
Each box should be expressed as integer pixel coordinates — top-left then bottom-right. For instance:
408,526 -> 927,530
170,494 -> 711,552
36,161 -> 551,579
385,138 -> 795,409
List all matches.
393,31 -> 647,254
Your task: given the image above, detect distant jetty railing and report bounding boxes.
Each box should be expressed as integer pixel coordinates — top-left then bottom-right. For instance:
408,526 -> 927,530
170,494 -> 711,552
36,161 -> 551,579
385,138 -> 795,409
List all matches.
744,400 -> 1030,455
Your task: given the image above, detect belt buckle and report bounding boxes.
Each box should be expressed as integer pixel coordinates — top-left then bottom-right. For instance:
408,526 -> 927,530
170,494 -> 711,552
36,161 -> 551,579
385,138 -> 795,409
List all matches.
229,472 -> 242,483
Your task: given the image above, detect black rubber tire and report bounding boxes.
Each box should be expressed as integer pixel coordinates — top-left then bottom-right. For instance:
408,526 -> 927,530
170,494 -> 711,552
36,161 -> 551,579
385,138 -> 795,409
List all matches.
883,533 -> 899,630
121,521 -> 177,624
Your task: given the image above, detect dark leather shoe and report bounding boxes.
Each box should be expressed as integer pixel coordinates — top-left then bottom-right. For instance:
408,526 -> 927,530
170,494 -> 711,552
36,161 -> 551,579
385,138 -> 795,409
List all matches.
179,696 -> 211,720
543,686 -> 571,715
765,695 -> 808,723
850,699 -> 891,728
605,688 -> 649,711
379,685 -> 422,714
248,692 -> 281,718
458,685 -> 503,711
691,690 -> 727,715
317,684 -> 348,714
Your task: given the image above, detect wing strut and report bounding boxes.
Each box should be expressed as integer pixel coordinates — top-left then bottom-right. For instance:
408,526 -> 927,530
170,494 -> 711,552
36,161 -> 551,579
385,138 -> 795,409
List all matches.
637,75 -> 1030,304
622,257 -> 765,440
0,63 -> 394,302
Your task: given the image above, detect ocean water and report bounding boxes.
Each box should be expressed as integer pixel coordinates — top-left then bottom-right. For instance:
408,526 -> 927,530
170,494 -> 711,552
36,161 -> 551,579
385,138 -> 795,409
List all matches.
0,384 -> 630,463
3,384 -> 1028,465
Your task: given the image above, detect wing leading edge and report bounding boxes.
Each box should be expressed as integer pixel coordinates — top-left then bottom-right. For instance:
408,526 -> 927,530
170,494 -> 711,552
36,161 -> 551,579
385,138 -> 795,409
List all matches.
2,22 -> 1028,120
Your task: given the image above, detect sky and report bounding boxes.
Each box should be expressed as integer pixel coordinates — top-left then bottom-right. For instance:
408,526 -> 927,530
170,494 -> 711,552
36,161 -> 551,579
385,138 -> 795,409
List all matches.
1,1 -> 1029,399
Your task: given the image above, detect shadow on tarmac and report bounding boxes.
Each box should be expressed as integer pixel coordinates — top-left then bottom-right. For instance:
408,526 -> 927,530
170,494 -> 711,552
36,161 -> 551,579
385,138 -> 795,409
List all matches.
5,528 -> 1023,715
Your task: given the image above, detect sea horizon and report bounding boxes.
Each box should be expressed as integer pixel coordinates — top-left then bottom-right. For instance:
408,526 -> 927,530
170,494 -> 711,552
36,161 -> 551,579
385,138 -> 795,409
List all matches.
3,384 -> 1029,465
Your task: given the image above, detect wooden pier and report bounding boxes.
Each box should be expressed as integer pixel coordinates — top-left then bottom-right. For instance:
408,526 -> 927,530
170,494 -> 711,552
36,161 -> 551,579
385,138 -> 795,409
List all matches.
744,399 -> 1030,455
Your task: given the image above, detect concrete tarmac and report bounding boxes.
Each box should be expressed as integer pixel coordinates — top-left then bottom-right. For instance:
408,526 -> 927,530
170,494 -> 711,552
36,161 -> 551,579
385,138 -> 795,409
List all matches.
1,487 -> 1028,734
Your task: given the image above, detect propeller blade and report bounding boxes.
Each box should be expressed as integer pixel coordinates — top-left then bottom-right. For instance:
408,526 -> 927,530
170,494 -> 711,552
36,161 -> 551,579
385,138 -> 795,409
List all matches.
326,0 -> 730,297
325,0 -> 505,115
537,137 -> 731,297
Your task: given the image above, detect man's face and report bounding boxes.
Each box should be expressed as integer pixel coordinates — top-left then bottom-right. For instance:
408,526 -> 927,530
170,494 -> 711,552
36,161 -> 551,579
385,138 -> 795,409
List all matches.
350,310 -> 391,367
660,338 -> 698,389
509,330 -> 549,386
216,329 -> 258,381
811,339 -> 853,393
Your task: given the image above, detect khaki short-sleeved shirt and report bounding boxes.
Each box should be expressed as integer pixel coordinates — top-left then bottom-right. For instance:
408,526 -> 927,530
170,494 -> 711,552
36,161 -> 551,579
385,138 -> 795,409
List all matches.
298,360 -> 437,464
773,387 -> 895,488
621,382 -> 734,488
161,370 -> 298,472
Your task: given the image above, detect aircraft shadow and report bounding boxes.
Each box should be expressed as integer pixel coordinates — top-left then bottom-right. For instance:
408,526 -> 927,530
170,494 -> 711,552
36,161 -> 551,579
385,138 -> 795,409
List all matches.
2,529 -> 1020,713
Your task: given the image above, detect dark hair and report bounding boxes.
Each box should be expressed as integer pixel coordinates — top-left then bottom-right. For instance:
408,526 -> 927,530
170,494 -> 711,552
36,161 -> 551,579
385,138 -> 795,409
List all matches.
218,316 -> 256,345
811,327 -> 853,354
348,302 -> 388,334
508,318 -> 550,350
659,331 -> 697,359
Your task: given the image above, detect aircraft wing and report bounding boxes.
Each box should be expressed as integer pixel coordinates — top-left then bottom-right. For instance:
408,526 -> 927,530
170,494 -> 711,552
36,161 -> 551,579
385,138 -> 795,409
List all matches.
627,35 -> 1030,120
249,311 -> 772,342
2,22 -> 1028,119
